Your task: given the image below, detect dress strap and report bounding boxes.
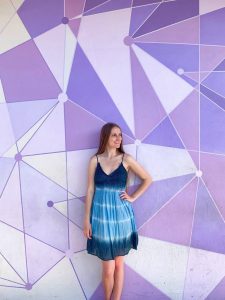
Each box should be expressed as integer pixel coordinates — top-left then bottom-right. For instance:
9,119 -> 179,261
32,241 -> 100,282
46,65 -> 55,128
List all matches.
122,153 -> 125,162
96,155 -> 98,163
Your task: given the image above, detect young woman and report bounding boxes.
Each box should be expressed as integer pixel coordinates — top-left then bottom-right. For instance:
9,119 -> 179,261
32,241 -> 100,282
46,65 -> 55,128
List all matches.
83,122 -> 153,300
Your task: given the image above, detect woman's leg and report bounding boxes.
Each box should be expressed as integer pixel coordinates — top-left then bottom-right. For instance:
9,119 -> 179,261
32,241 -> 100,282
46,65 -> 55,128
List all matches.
102,259 -> 115,300
111,256 -> 124,300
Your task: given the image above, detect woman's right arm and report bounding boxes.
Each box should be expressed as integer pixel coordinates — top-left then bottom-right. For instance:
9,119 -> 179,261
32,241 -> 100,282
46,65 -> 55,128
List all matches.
83,156 -> 97,239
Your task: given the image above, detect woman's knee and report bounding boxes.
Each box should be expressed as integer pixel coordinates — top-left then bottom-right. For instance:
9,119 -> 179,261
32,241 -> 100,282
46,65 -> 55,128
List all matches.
102,260 -> 115,278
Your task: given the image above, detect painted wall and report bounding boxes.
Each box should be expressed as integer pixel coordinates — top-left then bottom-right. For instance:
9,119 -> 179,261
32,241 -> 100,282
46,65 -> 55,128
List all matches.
0,0 -> 225,299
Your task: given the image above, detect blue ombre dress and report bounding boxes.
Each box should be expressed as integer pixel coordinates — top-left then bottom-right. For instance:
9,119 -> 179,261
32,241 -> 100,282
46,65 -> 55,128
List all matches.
87,153 -> 138,260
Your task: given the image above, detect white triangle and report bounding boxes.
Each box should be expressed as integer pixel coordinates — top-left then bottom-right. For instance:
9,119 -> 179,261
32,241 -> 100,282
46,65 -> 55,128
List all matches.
0,258 -> 85,299
0,164 -> 23,230
23,152 -> 67,189
132,44 -> 194,114
0,1 -> 14,32
183,247 -> 225,299
0,254 -> 24,285
200,0 -> 225,15
0,222 -> 27,282
64,25 -> 77,92
0,13 -> 30,55
34,25 -> 66,90
78,8 -> 135,134
125,236 -> 189,299
22,102 -> 66,155
137,143 -> 196,182
54,201 -> 68,217
17,103 -> 56,152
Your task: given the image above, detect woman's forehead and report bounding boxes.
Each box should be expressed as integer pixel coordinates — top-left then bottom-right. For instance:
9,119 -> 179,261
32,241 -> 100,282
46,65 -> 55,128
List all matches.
111,127 -> 121,133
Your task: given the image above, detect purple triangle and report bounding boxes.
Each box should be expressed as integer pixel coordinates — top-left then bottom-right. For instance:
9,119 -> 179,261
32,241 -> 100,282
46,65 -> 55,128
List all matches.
191,179 -> 225,254
202,71 -> 225,99
67,44 -> 134,138
0,40 -> 61,102
7,99 -> 57,141
20,162 -> 68,251
200,84 -> 225,111
65,0 -> 85,19
84,0 -> 132,16
91,264 -> 170,299
139,178 -> 197,246
133,0 -> 198,38
206,275 -> 225,300
200,8 -> 225,46
200,94 -> 225,154
18,0 -> 64,38
215,58 -> 225,71
142,117 -> 184,149
130,44 -> 166,140
130,4 -> 158,36
170,90 -> 199,151
84,0 -> 108,12
128,174 -> 194,229
136,43 -> 199,73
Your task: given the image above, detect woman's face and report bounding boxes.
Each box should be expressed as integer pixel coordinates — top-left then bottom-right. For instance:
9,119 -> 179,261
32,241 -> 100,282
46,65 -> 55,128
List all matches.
107,127 -> 122,149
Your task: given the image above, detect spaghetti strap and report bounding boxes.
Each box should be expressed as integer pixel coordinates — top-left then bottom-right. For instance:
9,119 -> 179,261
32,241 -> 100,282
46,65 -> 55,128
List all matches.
96,155 -> 98,163
122,153 -> 124,162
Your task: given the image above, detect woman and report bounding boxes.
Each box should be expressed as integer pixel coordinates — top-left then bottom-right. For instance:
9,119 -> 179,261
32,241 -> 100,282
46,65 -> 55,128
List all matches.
83,122 -> 153,300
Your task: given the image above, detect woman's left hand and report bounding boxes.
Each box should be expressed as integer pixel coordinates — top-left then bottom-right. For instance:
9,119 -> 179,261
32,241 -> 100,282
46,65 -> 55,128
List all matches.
119,191 -> 135,203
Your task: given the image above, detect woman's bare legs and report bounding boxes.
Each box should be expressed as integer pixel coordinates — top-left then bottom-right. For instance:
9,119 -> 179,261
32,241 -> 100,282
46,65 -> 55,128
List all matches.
102,260 -> 115,300
111,256 -> 124,300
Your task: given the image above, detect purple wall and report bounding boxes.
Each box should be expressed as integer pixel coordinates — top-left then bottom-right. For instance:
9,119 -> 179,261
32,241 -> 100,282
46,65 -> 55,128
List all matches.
0,0 -> 225,299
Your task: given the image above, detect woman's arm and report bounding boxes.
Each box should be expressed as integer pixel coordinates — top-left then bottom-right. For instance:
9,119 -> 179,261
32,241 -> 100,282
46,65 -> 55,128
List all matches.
121,154 -> 153,202
83,156 -> 96,239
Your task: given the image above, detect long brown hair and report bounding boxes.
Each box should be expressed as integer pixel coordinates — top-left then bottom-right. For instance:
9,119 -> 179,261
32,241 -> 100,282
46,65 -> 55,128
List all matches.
95,122 -> 125,155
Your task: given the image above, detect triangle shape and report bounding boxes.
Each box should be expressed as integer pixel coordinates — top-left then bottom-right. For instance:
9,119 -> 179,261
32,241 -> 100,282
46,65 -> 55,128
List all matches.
26,234 -> 65,284
23,152 -> 67,190
34,25 -> 66,90
0,13 -> 30,55
0,157 -> 15,196
130,48 -> 166,140
200,44 -> 225,72
139,178 -> 198,246
7,99 -> 57,141
202,71 -> 225,98
200,0 -> 225,15
135,16 -> 199,44
131,174 -> 195,229
132,44 -> 194,114
22,102 -> 66,155
170,90 -> 199,151
133,0 -> 198,38
130,3 -> 158,36
191,179 -> 225,254
142,116 -> 184,149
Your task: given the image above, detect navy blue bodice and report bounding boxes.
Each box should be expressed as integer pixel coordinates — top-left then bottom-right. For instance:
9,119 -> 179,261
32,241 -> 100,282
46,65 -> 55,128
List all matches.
94,154 -> 127,189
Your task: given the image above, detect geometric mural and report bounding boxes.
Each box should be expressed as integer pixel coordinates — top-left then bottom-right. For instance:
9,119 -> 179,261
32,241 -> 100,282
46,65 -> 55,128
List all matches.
1,0 -> 225,299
